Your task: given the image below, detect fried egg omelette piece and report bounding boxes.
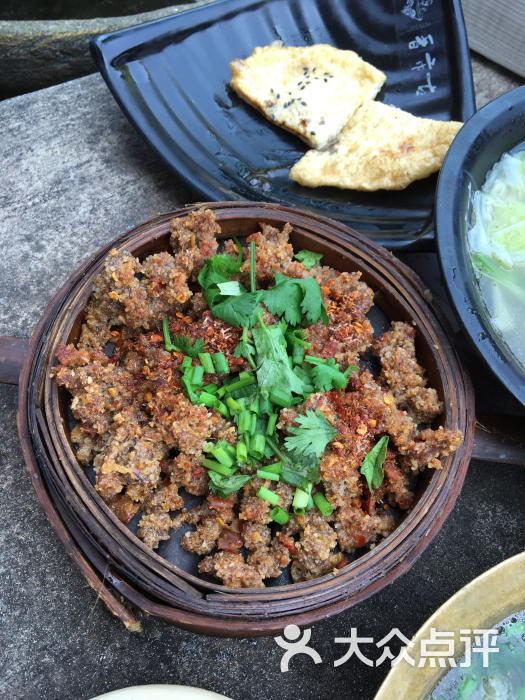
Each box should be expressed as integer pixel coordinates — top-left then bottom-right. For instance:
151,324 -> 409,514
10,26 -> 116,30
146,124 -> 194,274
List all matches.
229,44 -> 386,149
289,101 -> 463,191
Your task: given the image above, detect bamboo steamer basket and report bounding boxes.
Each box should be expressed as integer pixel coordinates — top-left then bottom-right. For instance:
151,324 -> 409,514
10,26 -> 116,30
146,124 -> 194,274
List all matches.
15,202 -> 474,636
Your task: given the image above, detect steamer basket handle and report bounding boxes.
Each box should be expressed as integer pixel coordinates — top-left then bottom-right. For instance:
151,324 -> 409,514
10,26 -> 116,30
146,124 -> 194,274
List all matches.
472,412 -> 525,466
0,336 -> 28,386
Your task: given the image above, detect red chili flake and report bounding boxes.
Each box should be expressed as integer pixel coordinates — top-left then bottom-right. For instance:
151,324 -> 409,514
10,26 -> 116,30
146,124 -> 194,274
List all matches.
277,532 -> 296,555
246,233 -> 259,243
191,468 -> 206,479
133,468 -> 140,477
207,494 -> 235,510
148,279 -> 164,295
357,534 -> 366,547
159,460 -> 169,473
150,334 -> 163,343
320,341 -> 338,359
398,498 -> 408,510
337,557 -> 348,569
328,390 -> 346,421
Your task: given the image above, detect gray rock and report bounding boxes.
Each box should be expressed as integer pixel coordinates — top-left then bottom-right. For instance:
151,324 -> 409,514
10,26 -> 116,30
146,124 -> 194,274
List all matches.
0,72 -> 193,340
0,0 -> 217,99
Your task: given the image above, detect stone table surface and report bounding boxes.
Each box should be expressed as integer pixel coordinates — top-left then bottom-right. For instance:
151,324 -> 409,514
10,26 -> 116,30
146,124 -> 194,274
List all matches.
0,53 -> 523,700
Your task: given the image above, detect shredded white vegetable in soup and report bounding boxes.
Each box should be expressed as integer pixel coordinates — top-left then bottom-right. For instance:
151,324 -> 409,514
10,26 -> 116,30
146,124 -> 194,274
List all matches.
468,145 -> 525,368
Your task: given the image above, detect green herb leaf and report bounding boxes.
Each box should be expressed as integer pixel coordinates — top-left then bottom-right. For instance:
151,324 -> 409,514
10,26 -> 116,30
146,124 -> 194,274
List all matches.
262,272 -> 329,327
284,409 -> 338,460
293,363 -> 312,385
197,254 -> 242,289
360,436 -> 389,492
251,314 -> 305,400
205,289 -> 262,328
263,272 -> 303,325
294,249 -> 323,269
309,362 -> 348,392
170,333 -> 204,359
298,277 -> 330,325
281,447 -> 321,484
208,471 -> 252,499
233,326 -> 256,369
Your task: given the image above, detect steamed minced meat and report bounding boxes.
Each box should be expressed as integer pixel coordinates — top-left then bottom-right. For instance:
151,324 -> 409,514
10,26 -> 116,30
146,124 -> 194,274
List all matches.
52,209 -> 462,587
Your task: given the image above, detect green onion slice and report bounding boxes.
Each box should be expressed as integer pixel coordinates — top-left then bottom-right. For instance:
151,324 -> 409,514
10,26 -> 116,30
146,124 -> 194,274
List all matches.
212,352 -> 229,374
198,392 -> 217,408
270,507 -> 289,525
256,469 -> 280,481
250,434 -> 266,460
236,441 -> 248,463
269,389 -> 292,408
203,459 -> 233,477
313,492 -> 334,516
198,352 -> 215,374
210,446 -> 234,468
256,486 -> 279,506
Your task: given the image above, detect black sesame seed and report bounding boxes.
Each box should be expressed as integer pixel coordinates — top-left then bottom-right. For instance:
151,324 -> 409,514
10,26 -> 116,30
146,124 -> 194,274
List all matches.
313,68 -> 316,72
298,82 -> 303,86
301,101 -> 306,106
324,78 -> 327,82
271,88 -> 274,93
277,94 -> 280,98
300,86 -> 305,90
324,72 -> 329,75
310,131 -> 316,135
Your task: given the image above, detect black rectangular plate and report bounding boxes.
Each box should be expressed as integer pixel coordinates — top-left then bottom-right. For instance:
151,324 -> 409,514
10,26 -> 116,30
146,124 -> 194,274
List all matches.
90,0 -> 475,251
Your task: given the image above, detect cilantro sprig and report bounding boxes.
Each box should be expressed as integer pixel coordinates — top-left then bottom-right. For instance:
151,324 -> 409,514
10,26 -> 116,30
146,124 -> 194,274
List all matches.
251,313 -> 305,403
198,252 -> 262,328
263,271 -> 329,327
233,326 -> 256,369
294,249 -> 323,270
265,435 -> 321,485
284,409 -> 338,460
304,356 -> 358,392
162,317 -> 204,358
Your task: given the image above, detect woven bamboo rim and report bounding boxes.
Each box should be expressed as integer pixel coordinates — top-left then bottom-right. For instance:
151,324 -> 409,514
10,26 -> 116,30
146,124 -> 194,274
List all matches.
17,202 -> 475,636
